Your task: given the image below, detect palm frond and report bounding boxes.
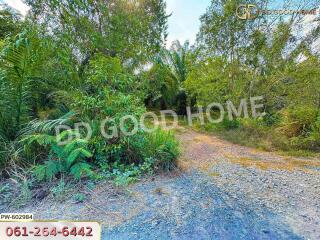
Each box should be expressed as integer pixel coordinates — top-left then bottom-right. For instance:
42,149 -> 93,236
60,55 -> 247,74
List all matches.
19,112 -> 75,136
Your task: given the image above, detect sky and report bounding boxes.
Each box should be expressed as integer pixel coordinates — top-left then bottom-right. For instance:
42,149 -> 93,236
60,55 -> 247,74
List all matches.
1,0 -> 211,46
1,0 -> 29,15
166,0 -> 211,45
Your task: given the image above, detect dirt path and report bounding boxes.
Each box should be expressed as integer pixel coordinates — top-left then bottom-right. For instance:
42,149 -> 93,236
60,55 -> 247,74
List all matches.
17,128 -> 320,239
176,129 -> 320,239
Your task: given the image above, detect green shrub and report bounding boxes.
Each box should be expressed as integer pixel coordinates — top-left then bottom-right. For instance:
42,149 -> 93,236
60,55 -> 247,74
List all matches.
1,51 -> 181,188
24,130 -> 93,181
113,169 -> 139,187
96,129 -> 180,186
280,107 -> 318,138
272,107 -> 320,151
309,114 -> 320,148
221,118 -> 241,130
290,113 -> 320,151
73,193 -> 86,203
143,129 -> 180,171
70,56 -> 180,175
262,112 -> 282,126
22,56 -> 180,185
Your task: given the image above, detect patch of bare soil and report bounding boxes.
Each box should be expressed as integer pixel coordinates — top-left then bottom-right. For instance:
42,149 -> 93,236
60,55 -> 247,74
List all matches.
177,129 -> 320,239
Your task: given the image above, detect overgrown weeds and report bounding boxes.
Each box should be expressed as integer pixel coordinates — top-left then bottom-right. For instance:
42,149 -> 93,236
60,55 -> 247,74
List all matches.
196,116 -> 319,157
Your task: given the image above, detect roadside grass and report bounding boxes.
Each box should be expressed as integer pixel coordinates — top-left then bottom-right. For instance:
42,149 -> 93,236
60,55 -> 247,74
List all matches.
178,117 -> 319,158
0,120 -> 181,210
216,128 -> 318,158
225,155 -> 320,172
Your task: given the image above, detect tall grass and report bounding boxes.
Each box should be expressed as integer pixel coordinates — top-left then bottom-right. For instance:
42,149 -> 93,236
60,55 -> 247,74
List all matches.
144,129 -> 180,171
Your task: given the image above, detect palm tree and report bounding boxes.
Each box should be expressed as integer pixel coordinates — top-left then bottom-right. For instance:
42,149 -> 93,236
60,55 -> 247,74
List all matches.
155,40 -> 191,114
0,33 -> 33,140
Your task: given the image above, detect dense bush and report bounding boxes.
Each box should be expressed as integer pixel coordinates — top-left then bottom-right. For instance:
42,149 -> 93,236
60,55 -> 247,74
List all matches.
25,130 -> 93,181
183,0 -> 320,153
0,0 -> 175,206
279,107 -> 318,138
0,0 -> 179,187
15,55 -> 180,183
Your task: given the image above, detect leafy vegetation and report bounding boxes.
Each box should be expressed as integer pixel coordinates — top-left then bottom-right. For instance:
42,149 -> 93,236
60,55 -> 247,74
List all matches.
0,0 -> 319,208
0,0 -> 178,194
184,0 -> 320,153
25,130 -> 93,181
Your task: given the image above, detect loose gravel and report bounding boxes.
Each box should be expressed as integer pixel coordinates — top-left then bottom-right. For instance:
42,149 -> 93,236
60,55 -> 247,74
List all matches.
5,128 -> 320,239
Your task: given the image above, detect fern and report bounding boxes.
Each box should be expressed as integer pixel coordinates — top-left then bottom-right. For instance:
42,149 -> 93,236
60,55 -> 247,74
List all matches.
63,138 -> 88,154
70,162 -> 92,180
51,144 -> 66,160
66,148 -> 92,168
22,134 -> 55,146
55,129 -> 79,144
33,160 -> 61,181
24,128 -> 93,181
33,164 -> 47,181
20,112 -> 75,136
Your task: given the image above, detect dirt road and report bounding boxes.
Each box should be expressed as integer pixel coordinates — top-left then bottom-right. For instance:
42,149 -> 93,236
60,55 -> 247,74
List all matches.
18,128 -> 320,239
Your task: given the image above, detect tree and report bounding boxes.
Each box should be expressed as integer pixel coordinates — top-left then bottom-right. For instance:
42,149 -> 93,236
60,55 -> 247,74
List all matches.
188,0 -> 320,150
193,0 -> 320,106
144,40 -> 192,114
25,0 -> 168,71
0,4 -> 22,40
